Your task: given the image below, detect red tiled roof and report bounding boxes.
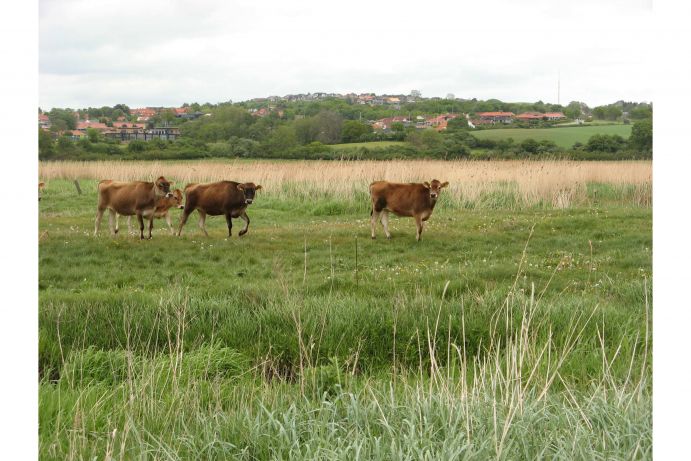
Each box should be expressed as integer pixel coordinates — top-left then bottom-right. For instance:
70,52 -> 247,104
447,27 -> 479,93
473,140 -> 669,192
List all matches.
477,112 -> 514,117
516,112 -> 544,120
427,113 -> 459,124
543,112 -> 565,118
39,114 -> 49,121
131,108 -> 157,116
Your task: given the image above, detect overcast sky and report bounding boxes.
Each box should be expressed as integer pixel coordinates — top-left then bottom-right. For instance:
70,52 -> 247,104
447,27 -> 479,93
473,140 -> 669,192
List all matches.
39,0 -> 653,110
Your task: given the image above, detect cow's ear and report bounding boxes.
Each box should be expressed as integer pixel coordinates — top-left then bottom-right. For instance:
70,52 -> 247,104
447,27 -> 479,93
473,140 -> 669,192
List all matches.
237,184 -> 245,191
423,182 -> 431,188
255,185 -> 262,191
440,181 -> 449,188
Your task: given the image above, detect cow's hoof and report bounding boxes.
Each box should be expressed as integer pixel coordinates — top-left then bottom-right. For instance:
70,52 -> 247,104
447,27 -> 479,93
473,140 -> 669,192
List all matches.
239,231 -> 247,237
114,229 -> 119,234
371,236 -> 376,240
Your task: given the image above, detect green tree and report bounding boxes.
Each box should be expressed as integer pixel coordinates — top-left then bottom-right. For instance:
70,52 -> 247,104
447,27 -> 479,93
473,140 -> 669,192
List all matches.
593,104 -> 623,121
341,120 -> 373,143
629,105 -> 652,120
38,129 -> 54,158
406,129 -> 442,151
160,109 -> 176,126
564,101 -> 582,119
48,108 -> 77,130
293,117 -> 320,145
127,140 -> 148,153
520,138 -> 540,154
293,110 -> 343,145
605,105 -> 623,121
113,104 -> 130,115
390,122 -> 405,132
628,119 -> 652,152
264,125 -> 298,154
313,110 -> 343,144
586,134 -> 626,152
49,118 -> 69,134
56,135 -> 75,154
445,117 -> 468,131
86,128 -> 100,143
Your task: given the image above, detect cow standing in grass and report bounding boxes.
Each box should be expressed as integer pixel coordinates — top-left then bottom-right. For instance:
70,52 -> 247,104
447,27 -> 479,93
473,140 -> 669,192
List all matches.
119,189 -> 184,235
369,179 -> 449,241
177,181 -> 262,237
94,176 -> 174,239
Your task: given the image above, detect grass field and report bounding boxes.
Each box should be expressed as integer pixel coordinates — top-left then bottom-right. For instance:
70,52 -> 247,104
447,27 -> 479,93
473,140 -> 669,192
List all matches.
39,160 -> 651,459
472,125 -> 633,148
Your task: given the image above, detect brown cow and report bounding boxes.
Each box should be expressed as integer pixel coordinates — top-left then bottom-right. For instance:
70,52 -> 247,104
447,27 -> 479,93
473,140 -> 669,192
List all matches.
177,181 -> 262,237
369,179 -> 449,241
119,189 -> 184,235
38,182 -> 45,201
94,176 -> 174,239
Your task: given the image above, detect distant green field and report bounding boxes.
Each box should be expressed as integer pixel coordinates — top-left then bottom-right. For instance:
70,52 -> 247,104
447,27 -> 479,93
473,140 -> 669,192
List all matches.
472,125 -> 632,148
329,141 -> 406,150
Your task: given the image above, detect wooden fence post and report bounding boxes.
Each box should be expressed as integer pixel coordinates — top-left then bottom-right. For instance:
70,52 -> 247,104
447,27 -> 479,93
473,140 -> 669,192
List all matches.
73,180 -> 82,195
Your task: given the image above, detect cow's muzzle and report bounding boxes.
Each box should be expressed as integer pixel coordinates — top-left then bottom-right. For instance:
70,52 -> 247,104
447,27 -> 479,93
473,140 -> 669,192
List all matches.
245,199 -> 253,204
178,205 -> 184,209
430,193 -> 438,199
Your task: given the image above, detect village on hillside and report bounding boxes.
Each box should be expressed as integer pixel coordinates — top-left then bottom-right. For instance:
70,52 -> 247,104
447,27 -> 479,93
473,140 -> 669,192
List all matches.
39,91 -> 570,143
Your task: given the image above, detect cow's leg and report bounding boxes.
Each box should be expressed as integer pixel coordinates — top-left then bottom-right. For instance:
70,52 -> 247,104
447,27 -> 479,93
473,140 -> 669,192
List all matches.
108,209 -> 117,235
370,209 -> 380,239
225,213 -> 233,237
127,216 -> 134,235
238,212 -> 250,236
165,213 -> 174,234
137,213 -> 145,240
148,215 -> 154,239
177,209 -> 190,236
198,210 -> 209,237
94,207 -> 105,236
381,210 -> 391,239
414,215 -> 424,242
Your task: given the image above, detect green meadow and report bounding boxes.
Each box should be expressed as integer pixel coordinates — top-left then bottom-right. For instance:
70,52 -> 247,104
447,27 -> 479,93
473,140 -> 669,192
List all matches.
39,176 -> 651,460
472,124 -> 632,148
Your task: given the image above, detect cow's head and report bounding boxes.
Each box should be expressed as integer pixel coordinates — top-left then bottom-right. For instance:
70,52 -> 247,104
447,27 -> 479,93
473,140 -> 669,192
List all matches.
237,182 -> 262,205
423,180 -> 449,200
155,176 -> 174,198
158,188 -> 184,209
172,189 -> 184,209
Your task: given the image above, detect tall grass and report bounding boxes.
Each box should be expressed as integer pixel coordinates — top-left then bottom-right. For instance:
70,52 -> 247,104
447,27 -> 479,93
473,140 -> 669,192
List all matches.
40,280 -> 651,460
39,160 -> 652,458
39,159 -> 651,209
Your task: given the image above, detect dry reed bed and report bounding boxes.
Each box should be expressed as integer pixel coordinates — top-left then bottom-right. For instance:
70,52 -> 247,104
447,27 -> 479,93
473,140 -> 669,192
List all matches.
39,160 -> 652,207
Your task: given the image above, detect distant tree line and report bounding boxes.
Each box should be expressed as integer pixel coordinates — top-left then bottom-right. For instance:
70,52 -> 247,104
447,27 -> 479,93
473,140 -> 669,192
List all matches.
38,97 -> 652,161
